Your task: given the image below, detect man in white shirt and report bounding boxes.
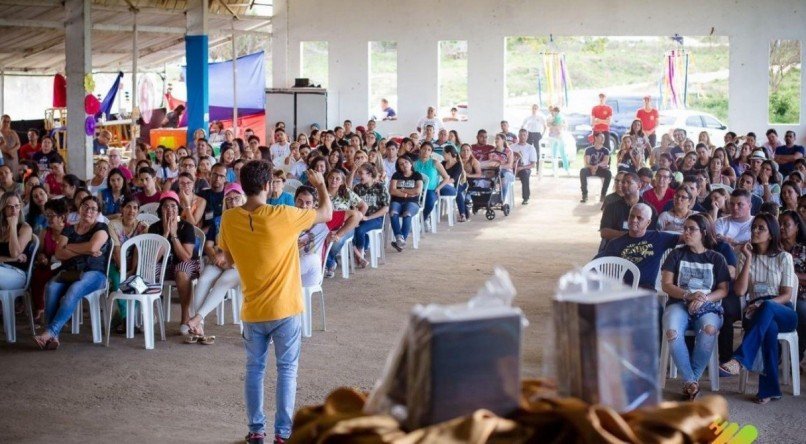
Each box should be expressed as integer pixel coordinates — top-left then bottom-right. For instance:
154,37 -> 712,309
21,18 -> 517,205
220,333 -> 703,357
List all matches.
269,129 -> 291,165
511,129 -> 538,204
382,141 -> 399,181
416,106 -> 444,134
289,145 -> 310,179
521,104 -> 547,152
715,189 -> 753,247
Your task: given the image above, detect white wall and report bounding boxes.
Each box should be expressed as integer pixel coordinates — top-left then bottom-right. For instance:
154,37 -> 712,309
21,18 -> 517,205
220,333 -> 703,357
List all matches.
273,0 -> 806,142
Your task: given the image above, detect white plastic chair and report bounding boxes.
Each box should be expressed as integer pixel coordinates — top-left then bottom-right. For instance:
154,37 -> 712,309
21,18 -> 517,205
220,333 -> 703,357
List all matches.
338,236 -> 355,279
438,194 -> 457,227
366,220 -> 385,268
215,286 -> 243,333
106,234 -> 171,349
417,175 -> 429,236
737,285 -> 801,396
163,226 -> 206,322
659,330 -> 720,392
284,179 -> 303,195
0,236 -> 38,343
139,202 -> 159,216
136,213 -> 160,226
301,242 -> 332,337
70,244 -> 113,344
582,257 -> 641,289
738,331 -> 800,396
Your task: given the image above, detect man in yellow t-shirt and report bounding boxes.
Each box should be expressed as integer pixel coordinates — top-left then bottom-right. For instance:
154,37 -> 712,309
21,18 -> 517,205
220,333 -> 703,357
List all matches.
219,160 -> 332,444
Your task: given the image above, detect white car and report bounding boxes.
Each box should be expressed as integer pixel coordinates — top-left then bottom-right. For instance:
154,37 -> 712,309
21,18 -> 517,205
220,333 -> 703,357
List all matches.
654,109 -> 728,143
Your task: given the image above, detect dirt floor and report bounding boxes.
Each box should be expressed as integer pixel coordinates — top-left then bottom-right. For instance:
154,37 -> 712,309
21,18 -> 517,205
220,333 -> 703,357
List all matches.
1,171 -> 803,443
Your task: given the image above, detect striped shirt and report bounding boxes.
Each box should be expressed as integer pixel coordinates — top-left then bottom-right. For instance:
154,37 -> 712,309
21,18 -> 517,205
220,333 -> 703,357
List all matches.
738,251 -> 797,303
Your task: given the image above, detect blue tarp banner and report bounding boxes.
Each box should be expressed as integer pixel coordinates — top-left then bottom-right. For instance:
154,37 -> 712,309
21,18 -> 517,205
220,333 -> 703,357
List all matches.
183,50 -> 265,121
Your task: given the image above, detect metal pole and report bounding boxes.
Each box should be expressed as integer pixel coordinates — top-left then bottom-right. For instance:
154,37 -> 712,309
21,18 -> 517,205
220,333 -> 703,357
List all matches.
131,9 -> 138,152
231,19 -> 238,137
0,67 -> 5,118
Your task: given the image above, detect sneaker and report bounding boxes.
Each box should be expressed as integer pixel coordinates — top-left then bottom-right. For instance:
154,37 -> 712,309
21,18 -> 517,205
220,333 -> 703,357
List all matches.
274,435 -> 287,444
324,267 -> 336,278
580,195 -> 588,203
522,199 -> 529,205
398,236 -> 407,248
245,432 -> 265,444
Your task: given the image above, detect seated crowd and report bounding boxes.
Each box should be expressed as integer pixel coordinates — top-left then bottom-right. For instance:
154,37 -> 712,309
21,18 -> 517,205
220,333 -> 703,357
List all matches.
592,125 -> 806,404
2,114 -> 534,348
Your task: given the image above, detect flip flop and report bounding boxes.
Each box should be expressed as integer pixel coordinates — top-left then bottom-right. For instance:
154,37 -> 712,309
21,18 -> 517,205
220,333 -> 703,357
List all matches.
200,335 -> 216,345
183,335 -> 201,344
753,396 -> 781,405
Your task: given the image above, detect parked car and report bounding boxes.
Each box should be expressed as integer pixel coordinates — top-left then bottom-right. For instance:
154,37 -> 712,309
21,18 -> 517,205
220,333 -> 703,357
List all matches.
652,109 -> 728,143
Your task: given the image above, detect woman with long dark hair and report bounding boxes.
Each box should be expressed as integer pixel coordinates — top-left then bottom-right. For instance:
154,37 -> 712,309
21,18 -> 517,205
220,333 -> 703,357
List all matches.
778,210 -> 806,367
721,212 -> 798,403
99,168 -> 132,220
34,196 -> 110,350
661,213 -> 730,400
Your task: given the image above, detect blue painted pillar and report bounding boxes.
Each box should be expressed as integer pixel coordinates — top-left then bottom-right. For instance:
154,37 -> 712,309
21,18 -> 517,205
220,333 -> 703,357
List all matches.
185,34 -> 209,149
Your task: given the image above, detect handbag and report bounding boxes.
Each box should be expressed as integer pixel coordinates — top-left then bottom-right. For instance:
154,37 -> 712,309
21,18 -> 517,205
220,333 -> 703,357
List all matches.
55,269 -> 82,284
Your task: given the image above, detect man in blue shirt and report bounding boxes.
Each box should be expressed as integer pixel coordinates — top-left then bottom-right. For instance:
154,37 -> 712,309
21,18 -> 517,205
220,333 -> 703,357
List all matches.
774,130 -> 804,176
596,202 -> 679,290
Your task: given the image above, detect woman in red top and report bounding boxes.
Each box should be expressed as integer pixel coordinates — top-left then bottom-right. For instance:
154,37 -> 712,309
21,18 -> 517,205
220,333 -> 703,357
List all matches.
31,198 -> 68,323
44,159 -> 66,197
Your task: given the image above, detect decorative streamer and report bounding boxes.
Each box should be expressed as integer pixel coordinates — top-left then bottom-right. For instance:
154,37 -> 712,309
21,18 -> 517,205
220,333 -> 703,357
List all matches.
540,52 -> 570,108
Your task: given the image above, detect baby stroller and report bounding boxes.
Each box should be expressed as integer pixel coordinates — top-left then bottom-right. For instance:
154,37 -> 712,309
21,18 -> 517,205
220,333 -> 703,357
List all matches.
467,167 -> 510,220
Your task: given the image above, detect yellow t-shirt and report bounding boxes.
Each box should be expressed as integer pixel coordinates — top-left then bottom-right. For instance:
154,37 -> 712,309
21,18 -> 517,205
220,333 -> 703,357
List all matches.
219,204 -> 316,323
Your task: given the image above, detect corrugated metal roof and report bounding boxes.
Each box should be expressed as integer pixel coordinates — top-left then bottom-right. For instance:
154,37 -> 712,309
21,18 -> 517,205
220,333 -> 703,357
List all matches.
0,0 -> 271,73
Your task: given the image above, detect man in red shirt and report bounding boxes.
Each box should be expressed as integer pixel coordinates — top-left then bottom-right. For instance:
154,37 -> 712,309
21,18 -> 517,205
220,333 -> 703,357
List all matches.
591,93 -> 613,149
636,95 -> 659,148
19,129 -> 41,161
470,129 -> 494,162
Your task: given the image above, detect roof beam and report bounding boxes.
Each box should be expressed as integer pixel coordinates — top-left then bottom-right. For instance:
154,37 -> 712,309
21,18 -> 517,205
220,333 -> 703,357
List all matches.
0,0 -> 61,7
0,19 -> 189,34
0,18 -> 62,29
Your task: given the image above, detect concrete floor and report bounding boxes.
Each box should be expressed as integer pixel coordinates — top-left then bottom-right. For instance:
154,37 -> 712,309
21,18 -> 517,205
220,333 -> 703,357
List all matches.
0,172 -> 803,443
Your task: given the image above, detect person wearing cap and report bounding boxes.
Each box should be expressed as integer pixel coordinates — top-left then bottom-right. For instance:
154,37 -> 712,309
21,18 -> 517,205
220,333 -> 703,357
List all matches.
591,93 -> 613,150
185,183 -> 246,343
148,190 -> 200,335
748,149 -> 767,178
217,160 -> 332,444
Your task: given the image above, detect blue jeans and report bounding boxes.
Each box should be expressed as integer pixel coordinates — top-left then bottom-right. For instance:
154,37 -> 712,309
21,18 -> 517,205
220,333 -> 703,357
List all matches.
663,303 -> 722,383
390,201 -> 419,239
422,189 -> 437,222
326,230 -> 354,269
243,316 -> 301,438
353,217 -> 384,252
44,270 -> 107,338
797,299 -> 806,361
734,300 -> 797,398
455,183 -> 469,217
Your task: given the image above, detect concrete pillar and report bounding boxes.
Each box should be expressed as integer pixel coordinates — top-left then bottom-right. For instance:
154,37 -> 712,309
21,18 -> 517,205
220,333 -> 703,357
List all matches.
728,35 -> 769,134
329,40 -> 368,127
272,0 -> 289,88
396,38 -> 439,136
64,0 -> 92,179
185,0 -> 209,148
468,37 -> 505,141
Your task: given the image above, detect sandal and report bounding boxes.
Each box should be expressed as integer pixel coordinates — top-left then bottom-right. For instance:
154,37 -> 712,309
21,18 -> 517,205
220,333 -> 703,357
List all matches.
33,335 -> 49,350
752,395 -> 781,404
720,359 -> 741,376
184,335 -> 201,344
683,381 -> 700,401
200,335 -> 216,345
